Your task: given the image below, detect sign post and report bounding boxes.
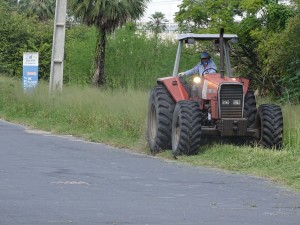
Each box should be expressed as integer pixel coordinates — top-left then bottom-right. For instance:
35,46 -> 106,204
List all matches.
23,52 -> 39,92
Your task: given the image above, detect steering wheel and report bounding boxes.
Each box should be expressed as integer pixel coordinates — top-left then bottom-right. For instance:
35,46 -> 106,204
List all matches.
202,68 -> 217,75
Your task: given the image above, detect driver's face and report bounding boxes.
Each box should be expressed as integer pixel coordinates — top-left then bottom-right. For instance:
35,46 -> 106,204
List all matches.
201,57 -> 208,62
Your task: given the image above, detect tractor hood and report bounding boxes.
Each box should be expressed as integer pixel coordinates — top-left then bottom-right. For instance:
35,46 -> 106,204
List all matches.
205,74 -> 240,85
204,74 -> 250,94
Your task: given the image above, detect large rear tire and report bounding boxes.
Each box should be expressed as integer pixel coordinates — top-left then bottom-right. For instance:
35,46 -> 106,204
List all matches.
172,101 -> 202,156
147,85 -> 175,154
256,104 -> 283,149
244,89 -> 257,128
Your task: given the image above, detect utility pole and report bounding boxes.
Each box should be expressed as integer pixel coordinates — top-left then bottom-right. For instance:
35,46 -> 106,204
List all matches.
49,0 -> 67,94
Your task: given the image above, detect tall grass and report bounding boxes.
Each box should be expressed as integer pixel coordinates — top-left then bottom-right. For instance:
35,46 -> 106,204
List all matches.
0,77 -> 148,149
282,104 -> 300,151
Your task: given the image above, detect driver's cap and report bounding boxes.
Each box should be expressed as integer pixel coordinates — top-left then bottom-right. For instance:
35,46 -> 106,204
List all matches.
200,52 -> 210,59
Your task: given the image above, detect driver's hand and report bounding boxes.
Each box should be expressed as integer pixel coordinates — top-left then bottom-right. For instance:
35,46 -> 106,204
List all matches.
178,72 -> 185,77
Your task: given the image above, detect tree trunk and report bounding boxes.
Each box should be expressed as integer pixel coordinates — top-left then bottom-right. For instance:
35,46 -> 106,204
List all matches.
92,29 -> 106,86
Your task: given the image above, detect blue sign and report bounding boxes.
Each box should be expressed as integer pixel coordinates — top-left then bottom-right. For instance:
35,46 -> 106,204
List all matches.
23,52 -> 39,92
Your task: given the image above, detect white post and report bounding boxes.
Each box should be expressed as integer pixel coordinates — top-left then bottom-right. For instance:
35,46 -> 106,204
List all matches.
49,0 -> 67,94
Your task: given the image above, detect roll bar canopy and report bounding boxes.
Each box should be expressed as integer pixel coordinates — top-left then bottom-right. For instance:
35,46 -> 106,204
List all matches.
177,33 -> 238,41
172,33 -> 238,78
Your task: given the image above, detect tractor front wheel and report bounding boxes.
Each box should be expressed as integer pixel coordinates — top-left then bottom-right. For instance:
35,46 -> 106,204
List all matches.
256,104 -> 283,149
147,85 -> 175,154
244,89 -> 257,128
172,101 -> 202,156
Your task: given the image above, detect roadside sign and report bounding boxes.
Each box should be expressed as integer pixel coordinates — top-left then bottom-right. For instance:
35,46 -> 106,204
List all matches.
23,52 -> 39,92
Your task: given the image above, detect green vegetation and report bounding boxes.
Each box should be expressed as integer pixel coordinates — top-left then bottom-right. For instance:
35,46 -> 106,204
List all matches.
0,77 -> 148,148
64,25 -> 195,90
0,77 -> 300,191
18,0 -> 56,21
69,0 -> 150,86
0,2 -> 53,78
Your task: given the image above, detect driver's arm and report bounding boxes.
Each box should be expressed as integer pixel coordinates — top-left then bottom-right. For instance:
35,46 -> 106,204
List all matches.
184,64 -> 200,76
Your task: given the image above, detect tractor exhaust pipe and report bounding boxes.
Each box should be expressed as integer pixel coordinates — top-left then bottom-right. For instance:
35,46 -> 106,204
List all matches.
219,28 -> 225,78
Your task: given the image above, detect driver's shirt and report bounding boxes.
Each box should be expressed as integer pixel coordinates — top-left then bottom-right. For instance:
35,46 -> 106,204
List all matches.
184,60 -> 217,76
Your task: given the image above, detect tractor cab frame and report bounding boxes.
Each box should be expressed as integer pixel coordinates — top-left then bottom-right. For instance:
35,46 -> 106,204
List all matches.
172,32 -> 238,78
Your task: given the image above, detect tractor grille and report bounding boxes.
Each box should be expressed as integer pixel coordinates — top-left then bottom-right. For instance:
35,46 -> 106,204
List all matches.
219,84 -> 244,118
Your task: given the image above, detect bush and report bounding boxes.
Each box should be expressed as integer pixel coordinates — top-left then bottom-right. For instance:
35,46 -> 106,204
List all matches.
105,28 -> 177,90
0,2 -> 53,79
257,15 -> 300,103
64,25 -> 97,85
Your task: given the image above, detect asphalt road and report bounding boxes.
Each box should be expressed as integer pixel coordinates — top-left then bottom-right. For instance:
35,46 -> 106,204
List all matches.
1,119 -> 300,225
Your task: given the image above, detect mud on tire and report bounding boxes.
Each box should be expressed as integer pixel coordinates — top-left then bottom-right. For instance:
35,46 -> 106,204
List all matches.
147,85 -> 175,153
172,101 -> 202,156
256,104 -> 283,149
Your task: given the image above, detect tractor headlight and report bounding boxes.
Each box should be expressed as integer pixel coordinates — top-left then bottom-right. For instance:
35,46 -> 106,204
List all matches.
193,76 -> 201,84
233,100 -> 241,105
222,100 -> 230,105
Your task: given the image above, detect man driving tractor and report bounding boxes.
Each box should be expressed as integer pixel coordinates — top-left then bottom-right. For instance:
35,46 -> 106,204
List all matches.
178,52 -> 217,76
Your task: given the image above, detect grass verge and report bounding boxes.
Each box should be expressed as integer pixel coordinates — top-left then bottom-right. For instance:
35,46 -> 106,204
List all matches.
1,76 -> 299,191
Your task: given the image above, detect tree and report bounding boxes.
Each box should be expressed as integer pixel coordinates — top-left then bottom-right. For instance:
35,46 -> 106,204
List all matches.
257,14 -> 300,102
147,12 -> 168,36
175,0 -> 240,33
18,0 -> 55,21
69,0 -> 150,86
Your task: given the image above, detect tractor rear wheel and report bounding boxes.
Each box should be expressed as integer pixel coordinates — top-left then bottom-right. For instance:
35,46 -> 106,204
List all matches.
147,85 -> 175,154
172,101 -> 202,156
256,104 -> 283,149
244,89 -> 257,128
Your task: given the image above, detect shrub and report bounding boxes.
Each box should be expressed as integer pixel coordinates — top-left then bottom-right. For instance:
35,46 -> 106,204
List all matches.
0,3 -> 53,79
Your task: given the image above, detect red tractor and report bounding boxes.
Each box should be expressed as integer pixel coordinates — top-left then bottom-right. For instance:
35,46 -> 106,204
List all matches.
147,29 -> 283,156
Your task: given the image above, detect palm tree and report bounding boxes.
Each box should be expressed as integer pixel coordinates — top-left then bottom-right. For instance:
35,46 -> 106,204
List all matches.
69,0 -> 150,86
18,0 -> 55,21
147,12 -> 169,36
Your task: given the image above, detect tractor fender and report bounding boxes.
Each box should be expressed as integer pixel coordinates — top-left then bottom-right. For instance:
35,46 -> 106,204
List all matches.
238,77 -> 250,94
157,77 -> 189,102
